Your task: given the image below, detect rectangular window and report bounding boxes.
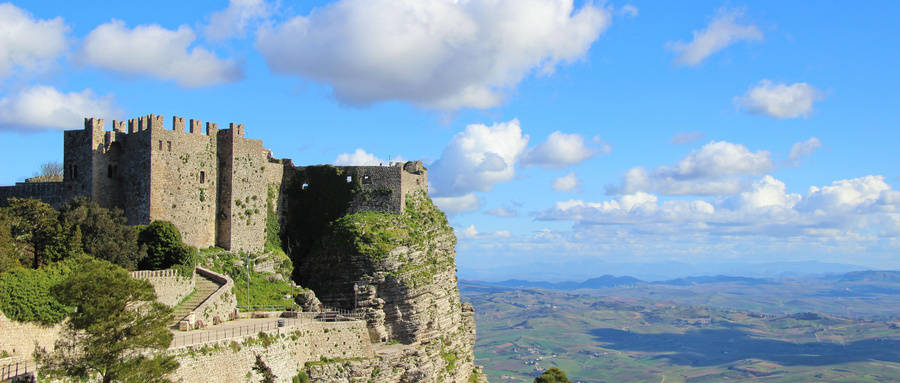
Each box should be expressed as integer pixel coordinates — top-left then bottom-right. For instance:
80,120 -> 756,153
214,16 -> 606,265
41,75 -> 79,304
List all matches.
200,171 -> 206,184
107,165 -> 112,178
346,176 -> 352,183
158,140 -> 163,150
167,141 -> 172,151
73,165 -> 78,179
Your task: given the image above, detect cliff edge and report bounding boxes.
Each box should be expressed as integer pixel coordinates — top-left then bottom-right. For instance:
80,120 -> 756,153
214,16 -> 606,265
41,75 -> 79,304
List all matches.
297,190 -> 486,382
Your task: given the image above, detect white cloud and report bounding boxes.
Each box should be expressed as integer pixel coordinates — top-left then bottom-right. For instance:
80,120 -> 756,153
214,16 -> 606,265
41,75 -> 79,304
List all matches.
81,20 -> 243,87
458,224 -> 479,239
553,172 -> 581,192
542,174 -> 899,239
0,3 -> 68,77
255,0 -> 611,109
493,230 -> 511,238
522,131 -> 605,168
433,193 -> 480,214
736,80 -> 824,119
430,119 -> 529,197
611,141 -> 772,195
788,137 -> 822,165
0,85 -> 121,131
334,148 -> 404,166
670,131 -> 705,145
485,207 -> 518,218
205,0 -> 270,41
667,8 -> 762,66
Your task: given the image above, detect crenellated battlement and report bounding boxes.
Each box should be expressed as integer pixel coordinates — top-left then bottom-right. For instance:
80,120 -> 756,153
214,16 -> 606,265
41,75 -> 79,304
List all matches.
80,114 -> 247,138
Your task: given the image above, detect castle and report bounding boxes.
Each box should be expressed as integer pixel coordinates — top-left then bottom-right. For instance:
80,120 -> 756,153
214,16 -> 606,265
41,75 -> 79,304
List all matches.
0,114 -> 428,252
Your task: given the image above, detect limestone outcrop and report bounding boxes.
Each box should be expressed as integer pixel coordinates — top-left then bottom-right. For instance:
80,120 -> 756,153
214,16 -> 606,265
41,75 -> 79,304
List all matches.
295,191 -> 485,382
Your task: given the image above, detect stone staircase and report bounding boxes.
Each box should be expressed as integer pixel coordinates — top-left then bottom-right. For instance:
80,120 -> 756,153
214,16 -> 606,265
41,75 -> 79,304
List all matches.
170,273 -> 222,327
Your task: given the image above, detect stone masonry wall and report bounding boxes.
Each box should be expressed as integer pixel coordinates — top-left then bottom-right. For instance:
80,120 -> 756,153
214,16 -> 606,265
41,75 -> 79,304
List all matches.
148,116 -> 220,248
129,269 -> 196,308
171,320 -> 372,383
218,126 -> 271,252
0,312 -> 61,361
0,182 -> 65,208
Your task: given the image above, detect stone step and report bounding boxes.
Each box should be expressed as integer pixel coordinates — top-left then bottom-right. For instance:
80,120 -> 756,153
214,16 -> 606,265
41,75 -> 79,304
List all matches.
169,272 -> 225,326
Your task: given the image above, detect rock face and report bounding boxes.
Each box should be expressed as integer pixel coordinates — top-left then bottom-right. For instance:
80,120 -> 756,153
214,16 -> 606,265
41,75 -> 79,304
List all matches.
296,191 -> 485,382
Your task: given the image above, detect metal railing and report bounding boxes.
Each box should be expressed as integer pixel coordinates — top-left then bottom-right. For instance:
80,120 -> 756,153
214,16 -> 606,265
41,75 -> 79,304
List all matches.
0,360 -> 34,383
170,309 -> 365,349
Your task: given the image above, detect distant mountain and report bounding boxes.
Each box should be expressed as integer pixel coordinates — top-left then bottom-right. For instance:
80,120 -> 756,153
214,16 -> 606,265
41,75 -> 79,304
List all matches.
655,275 -> 772,286
474,275 -> 642,290
457,258 -> 872,281
837,270 -> 900,283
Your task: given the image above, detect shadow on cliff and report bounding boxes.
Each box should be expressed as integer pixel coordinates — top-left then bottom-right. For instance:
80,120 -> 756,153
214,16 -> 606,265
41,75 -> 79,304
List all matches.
589,327 -> 900,366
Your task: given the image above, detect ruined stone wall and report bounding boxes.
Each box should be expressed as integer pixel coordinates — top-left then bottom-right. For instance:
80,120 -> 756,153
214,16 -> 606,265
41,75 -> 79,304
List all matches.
147,116 -> 219,249
129,269 -> 196,308
171,320 -> 372,383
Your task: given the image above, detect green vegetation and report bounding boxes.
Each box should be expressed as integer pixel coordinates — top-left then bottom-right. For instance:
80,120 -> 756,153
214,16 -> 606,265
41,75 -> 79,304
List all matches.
60,198 -> 141,269
318,191 -> 453,288
138,220 -> 198,272
3,198 -> 82,268
34,257 -> 177,383
535,367 -> 571,383
0,210 -> 21,273
200,249 -> 294,309
0,256 -> 90,324
291,371 -> 310,383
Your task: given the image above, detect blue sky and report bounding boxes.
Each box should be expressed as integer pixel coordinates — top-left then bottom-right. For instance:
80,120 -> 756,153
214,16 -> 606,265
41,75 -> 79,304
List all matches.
1,1 -> 898,280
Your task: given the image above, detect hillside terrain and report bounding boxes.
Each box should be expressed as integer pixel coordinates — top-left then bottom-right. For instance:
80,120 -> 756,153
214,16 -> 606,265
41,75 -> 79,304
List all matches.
462,272 -> 900,382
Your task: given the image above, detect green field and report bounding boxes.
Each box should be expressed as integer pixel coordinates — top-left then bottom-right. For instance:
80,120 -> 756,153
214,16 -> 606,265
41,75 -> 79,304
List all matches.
462,276 -> 900,383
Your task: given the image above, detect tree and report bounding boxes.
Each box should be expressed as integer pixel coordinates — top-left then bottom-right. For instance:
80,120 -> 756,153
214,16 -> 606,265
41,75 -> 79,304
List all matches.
137,221 -> 195,270
61,198 -> 141,269
0,210 -> 22,273
34,258 -> 178,383
27,161 -> 64,182
5,198 -> 81,268
534,367 -> 571,383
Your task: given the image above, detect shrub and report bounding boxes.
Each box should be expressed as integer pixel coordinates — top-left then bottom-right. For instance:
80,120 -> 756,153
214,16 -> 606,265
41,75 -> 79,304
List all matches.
138,221 -> 195,270
0,255 -> 93,324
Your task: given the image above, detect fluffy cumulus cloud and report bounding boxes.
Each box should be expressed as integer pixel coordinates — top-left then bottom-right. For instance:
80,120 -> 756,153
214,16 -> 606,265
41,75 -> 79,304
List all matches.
0,3 -> 68,77
788,137 -> 822,166
0,85 -> 121,131
205,0 -> 271,41
667,8 -> 762,66
540,174 -> 899,240
521,131 -> 606,168
430,119 -> 529,198
334,148 -> 404,166
553,172 -> 581,192
433,193 -> 480,214
81,20 -> 243,87
255,0 -> 611,109
736,80 -> 824,119
611,141 -> 772,196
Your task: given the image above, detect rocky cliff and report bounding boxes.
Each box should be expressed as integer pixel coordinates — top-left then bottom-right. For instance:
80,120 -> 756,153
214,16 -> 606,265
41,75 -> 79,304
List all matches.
296,190 -> 486,382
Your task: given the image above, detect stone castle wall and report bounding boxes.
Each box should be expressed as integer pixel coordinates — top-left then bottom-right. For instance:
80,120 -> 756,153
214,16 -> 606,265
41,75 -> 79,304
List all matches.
129,269 -> 196,308
171,320 -> 372,383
